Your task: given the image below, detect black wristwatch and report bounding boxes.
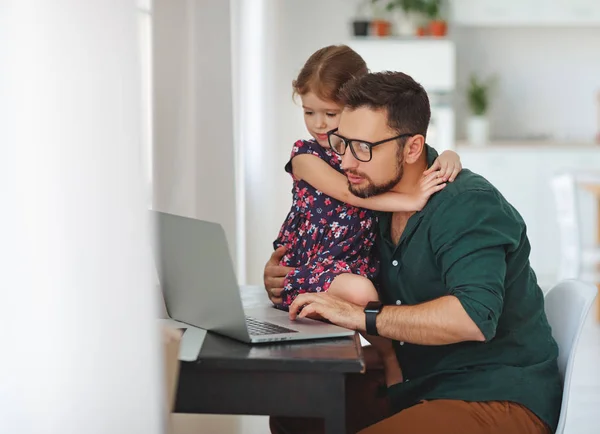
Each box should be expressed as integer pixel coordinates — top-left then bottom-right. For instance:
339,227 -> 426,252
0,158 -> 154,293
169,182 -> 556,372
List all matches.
364,301 -> 384,336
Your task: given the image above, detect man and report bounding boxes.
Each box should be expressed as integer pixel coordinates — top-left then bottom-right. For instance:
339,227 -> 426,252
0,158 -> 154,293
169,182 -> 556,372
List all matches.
264,72 -> 562,434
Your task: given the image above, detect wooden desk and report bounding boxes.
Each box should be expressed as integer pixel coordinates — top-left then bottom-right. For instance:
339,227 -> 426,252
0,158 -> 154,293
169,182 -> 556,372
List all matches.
173,287 -> 365,433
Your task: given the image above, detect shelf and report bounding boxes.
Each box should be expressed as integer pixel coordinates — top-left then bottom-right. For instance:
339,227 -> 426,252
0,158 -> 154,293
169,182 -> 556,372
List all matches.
349,36 -> 451,42
451,0 -> 600,27
455,140 -> 600,150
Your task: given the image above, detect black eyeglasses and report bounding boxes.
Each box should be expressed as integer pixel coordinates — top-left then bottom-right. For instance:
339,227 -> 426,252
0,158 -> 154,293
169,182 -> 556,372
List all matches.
327,128 -> 415,162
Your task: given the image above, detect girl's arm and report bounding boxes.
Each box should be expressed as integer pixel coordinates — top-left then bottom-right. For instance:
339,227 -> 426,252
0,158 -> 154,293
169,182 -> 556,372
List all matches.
291,154 -> 444,212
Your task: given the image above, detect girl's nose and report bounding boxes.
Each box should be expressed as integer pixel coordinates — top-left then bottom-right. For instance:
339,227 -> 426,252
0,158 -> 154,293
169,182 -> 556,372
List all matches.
317,114 -> 327,128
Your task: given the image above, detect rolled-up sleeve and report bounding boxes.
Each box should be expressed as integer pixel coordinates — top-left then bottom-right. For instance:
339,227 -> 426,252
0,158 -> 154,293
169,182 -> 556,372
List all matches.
429,190 -> 523,342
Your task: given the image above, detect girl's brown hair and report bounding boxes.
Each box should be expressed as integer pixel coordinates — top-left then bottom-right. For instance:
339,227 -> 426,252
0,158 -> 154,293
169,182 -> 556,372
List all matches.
292,45 -> 368,104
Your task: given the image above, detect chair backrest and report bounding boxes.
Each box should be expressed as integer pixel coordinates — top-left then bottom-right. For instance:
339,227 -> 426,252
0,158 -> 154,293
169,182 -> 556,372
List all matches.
544,279 -> 597,433
550,173 -> 582,280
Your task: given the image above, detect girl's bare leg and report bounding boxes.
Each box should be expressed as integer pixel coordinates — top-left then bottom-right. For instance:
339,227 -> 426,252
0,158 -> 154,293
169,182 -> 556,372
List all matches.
329,273 -> 403,386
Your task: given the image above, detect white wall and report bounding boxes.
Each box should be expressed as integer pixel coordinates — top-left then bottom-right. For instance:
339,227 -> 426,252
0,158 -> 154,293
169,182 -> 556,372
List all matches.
0,1 -> 161,433
153,0 -> 237,260
452,26 -> 600,142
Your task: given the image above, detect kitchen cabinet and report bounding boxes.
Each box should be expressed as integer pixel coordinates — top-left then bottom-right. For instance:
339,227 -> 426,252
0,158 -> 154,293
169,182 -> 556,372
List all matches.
348,39 -> 455,92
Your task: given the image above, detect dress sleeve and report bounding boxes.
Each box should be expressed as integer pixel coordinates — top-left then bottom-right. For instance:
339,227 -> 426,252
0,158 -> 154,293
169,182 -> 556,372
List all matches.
284,140 -> 326,175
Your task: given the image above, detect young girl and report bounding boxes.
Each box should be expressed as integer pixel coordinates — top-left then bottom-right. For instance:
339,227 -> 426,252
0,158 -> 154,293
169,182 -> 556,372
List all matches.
273,45 -> 461,386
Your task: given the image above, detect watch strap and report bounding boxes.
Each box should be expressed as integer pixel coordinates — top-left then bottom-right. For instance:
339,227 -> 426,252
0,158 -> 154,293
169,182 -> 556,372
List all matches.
366,310 -> 379,336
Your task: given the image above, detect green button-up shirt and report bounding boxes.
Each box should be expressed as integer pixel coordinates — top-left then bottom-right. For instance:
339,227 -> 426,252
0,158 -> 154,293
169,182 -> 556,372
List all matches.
377,146 -> 562,430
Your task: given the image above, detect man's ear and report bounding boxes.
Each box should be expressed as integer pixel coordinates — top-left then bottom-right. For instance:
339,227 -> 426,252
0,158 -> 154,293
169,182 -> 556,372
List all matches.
403,135 -> 425,164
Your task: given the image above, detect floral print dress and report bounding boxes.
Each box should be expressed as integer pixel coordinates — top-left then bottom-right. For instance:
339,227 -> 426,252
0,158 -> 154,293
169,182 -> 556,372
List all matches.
273,139 -> 379,309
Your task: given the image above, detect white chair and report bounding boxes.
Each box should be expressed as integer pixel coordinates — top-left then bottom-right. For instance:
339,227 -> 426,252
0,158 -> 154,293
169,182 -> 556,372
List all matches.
544,280 -> 598,434
550,173 -> 600,283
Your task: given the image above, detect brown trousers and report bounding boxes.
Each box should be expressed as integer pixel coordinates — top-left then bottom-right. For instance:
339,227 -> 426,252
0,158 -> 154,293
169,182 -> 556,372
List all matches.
269,370 -> 551,434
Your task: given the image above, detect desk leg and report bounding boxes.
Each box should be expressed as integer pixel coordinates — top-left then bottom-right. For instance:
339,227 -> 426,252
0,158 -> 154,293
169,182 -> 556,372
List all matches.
323,375 -> 346,434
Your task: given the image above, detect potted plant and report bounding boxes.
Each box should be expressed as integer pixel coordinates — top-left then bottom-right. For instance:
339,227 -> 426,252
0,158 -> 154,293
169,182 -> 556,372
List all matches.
423,0 -> 447,37
370,0 -> 392,37
379,0 -> 425,36
466,74 -> 495,146
352,0 -> 372,36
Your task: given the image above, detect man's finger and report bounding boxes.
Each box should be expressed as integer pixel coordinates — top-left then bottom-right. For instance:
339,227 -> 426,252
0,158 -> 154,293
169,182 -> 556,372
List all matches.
264,265 -> 293,293
270,296 -> 283,305
275,265 -> 295,276
288,296 -> 305,320
268,246 -> 287,265
264,264 -> 294,280
298,303 -> 319,319
289,293 -> 318,319
266,279 -> 285,291
268,285 -> 284,297
265,276 -> 287,290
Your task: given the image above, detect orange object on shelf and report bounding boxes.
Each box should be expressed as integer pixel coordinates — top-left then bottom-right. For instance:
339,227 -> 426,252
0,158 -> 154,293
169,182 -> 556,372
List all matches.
429,20 -> 447,37
416,25 -> 428,37
372,20 -> 391,37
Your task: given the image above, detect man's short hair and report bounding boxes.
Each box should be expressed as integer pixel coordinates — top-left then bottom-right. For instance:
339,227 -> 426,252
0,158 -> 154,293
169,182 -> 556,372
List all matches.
339,71 -> 431,138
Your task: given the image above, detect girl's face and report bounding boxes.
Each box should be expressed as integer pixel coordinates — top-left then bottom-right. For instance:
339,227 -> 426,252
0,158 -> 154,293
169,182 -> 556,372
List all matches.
300,92 -> 343,148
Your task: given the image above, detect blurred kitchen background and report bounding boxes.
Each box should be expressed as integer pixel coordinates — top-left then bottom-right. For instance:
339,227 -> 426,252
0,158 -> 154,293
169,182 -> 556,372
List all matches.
149,0 -> 600,291
146,0 -> 600,303
220,0 -> 600,288
146,0 -> 600,432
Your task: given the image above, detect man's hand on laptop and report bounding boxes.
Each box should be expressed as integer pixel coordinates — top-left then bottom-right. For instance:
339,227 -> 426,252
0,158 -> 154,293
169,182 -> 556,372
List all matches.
289,293 -> 362,331
263,246 -> 294,305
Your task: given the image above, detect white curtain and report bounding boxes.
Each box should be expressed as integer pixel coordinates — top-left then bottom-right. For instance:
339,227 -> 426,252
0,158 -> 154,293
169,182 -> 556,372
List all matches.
0,1 -> 162,433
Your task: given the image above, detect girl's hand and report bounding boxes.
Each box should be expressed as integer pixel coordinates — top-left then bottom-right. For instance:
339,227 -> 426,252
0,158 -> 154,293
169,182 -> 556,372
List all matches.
408,171 -> 446,211
423,150 -> 462,182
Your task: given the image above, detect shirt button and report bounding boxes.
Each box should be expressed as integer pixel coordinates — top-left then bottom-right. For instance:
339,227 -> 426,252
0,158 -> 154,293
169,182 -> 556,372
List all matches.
392,260 -> 399,266
400,341 -> 405,346
396,300 -> 402,305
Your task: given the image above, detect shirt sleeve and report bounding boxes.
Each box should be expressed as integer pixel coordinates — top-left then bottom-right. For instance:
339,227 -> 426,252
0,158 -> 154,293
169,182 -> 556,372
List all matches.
428,190 -> 524,342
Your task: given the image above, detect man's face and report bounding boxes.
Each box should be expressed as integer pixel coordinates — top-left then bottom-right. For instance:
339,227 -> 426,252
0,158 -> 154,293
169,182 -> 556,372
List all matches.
337,107 -> 404,198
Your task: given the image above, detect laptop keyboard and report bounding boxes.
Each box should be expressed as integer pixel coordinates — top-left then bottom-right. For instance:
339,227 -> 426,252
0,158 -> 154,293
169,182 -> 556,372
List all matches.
245,316 -> 298,335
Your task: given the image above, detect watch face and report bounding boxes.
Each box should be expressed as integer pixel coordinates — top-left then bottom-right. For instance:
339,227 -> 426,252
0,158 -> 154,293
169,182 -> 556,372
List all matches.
365,301 -> 383,312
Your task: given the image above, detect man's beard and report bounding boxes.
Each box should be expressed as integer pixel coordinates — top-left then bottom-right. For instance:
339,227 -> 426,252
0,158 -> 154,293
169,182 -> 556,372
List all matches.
347,150 -> 404,199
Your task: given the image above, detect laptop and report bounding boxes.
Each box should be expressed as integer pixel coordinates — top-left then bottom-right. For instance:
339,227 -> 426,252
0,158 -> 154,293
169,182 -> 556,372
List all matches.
152,211 -> 355,343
